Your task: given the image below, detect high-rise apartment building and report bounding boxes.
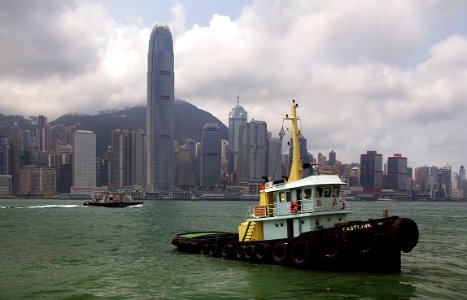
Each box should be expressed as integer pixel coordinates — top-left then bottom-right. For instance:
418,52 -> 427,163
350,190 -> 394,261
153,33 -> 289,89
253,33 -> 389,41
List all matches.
72,130 -> 96,194
147,24 -> 174,191
360,150 -> 383,194
228,97 -> 248,182
200,123 -> 221,186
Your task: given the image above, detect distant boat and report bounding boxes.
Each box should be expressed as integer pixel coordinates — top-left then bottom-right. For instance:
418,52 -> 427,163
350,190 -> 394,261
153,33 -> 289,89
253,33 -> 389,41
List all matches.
376,197 -> 394,202
83,192 -> 143,207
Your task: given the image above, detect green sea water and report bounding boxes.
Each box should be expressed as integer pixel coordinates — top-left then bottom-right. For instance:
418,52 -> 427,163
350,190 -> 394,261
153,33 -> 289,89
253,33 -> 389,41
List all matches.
0,199 -> 466,299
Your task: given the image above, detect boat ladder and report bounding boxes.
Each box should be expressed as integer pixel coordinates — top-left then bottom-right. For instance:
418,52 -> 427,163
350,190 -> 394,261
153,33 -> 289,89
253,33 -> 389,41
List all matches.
242,221 -> 256,242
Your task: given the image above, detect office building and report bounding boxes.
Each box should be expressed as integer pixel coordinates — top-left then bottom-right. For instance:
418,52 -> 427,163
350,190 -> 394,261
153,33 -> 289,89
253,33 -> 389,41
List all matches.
360,150 -> 383,194
228,97 -> 248,182
387,153 -> 408,191
147,24 -> 174,191
238,120 -> 268,183
200,123 -> 221,186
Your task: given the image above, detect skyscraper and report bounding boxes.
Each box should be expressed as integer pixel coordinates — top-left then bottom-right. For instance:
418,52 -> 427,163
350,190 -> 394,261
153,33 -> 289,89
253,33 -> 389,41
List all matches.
72,130 -> 96,194
200,123 -> 221,186
387,153 -> 408,191
238,120 -> 268,183
228,97 -> 248,182
147,24 -> 174,191
360,150 -> 383,194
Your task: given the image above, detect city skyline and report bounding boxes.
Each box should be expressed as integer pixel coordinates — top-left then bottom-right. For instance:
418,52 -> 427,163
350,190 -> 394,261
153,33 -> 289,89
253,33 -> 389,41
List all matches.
1,1 -> 467,171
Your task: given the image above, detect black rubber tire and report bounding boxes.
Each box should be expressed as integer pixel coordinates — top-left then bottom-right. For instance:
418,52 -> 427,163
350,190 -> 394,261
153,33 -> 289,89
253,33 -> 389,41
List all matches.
272,242 -> 288,263
208,244 -> 219,256
222,244 -> 233,258
244,245 -> 255,260
200,243 -> 210,255
236,245 -> 246,259
319,234 -> 341,259
255,243 -> 268,261
291,241 -> 309,264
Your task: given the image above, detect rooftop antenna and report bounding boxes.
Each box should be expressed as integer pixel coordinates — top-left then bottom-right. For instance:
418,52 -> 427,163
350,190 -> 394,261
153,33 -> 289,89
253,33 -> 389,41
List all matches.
236,90 -> 240,106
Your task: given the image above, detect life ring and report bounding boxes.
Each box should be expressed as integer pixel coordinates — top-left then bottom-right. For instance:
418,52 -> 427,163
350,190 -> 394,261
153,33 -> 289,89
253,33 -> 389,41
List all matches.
291,241 -> 309,264
290,201 -> 300,214
244,245 -> 256,260
319,234 -> 341,259
236,245 -> 246,259
272,242 -> 288,263
255,243 -> 268,261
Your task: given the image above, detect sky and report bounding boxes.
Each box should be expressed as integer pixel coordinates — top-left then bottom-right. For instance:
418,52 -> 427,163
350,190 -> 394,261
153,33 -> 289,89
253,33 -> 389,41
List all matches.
1,0 -> 467,171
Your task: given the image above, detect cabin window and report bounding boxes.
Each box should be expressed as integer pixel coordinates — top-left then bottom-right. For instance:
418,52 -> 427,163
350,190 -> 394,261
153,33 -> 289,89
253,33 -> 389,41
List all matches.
317,187 -> 323,198
305,189 -> 312,199
286,192 -> 291,202
279,192 -> 286,202
332,187 -> 340,197
296,189 -> 302,200
317,186 -> 331,198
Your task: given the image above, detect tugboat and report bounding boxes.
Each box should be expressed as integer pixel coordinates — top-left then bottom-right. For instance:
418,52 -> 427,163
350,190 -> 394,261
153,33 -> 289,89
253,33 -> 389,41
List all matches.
83,191 -> 143,207
172,100 -> 418,272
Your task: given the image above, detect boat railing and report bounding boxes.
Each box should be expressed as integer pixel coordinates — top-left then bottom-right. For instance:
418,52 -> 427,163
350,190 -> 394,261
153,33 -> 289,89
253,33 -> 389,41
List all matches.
250,197 -> 348,219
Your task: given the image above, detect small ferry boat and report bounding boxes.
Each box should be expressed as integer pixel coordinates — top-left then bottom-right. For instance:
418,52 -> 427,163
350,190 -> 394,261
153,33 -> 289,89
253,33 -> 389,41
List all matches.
83,191 -> 143,207
172,100 -> 419,272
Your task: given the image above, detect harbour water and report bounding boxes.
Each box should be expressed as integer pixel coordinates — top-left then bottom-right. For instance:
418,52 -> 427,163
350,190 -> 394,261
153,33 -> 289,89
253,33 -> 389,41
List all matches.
0,199 -> 466,299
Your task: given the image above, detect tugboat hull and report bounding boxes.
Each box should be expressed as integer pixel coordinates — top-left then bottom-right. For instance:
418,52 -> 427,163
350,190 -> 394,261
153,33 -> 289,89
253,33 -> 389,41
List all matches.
172,216 -> 418,272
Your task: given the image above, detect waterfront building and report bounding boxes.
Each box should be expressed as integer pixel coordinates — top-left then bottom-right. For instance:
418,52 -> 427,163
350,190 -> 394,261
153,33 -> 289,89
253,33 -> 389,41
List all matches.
175,141 -> 195,188
0,137 -> 10,175
200,123 -> 221,187
131,129 -> 146,188
8,122 -> 21,194
438,164 -> 452,198
360,150 -> 383,194
147,24 -> 174,191
111,129 -> 131,189
329,150 -> 336,166
228,96 -> 248,183
317,152 -> 326,167
238,120 -> 268,183
72,130 -> 96,194
387,153 -> 408,191
0,175 -> 12,195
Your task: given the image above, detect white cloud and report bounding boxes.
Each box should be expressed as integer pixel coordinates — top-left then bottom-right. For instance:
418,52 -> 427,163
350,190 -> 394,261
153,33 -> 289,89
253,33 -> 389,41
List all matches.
0,0 -> 466,169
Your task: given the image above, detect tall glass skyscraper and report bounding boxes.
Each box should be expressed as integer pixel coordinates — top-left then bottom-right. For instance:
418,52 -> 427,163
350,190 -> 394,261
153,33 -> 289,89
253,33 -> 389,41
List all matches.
147,25 -> 174,191
228,97 -> 247,182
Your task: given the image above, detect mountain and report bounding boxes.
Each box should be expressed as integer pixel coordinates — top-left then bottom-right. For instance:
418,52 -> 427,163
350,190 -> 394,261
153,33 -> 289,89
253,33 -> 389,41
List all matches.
1,100 -> 228,156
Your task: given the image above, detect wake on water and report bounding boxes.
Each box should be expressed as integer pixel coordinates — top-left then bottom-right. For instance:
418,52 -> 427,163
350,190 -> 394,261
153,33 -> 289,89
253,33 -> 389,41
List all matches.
1,204 -> 80,209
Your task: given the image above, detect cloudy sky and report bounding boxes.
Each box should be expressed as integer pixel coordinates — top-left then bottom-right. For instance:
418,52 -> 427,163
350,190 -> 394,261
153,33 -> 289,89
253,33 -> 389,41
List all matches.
1,0 -> 467,171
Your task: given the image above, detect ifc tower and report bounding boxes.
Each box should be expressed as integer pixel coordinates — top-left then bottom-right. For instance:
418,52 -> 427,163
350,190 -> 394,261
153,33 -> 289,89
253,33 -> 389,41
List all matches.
147,25 -> 175,191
